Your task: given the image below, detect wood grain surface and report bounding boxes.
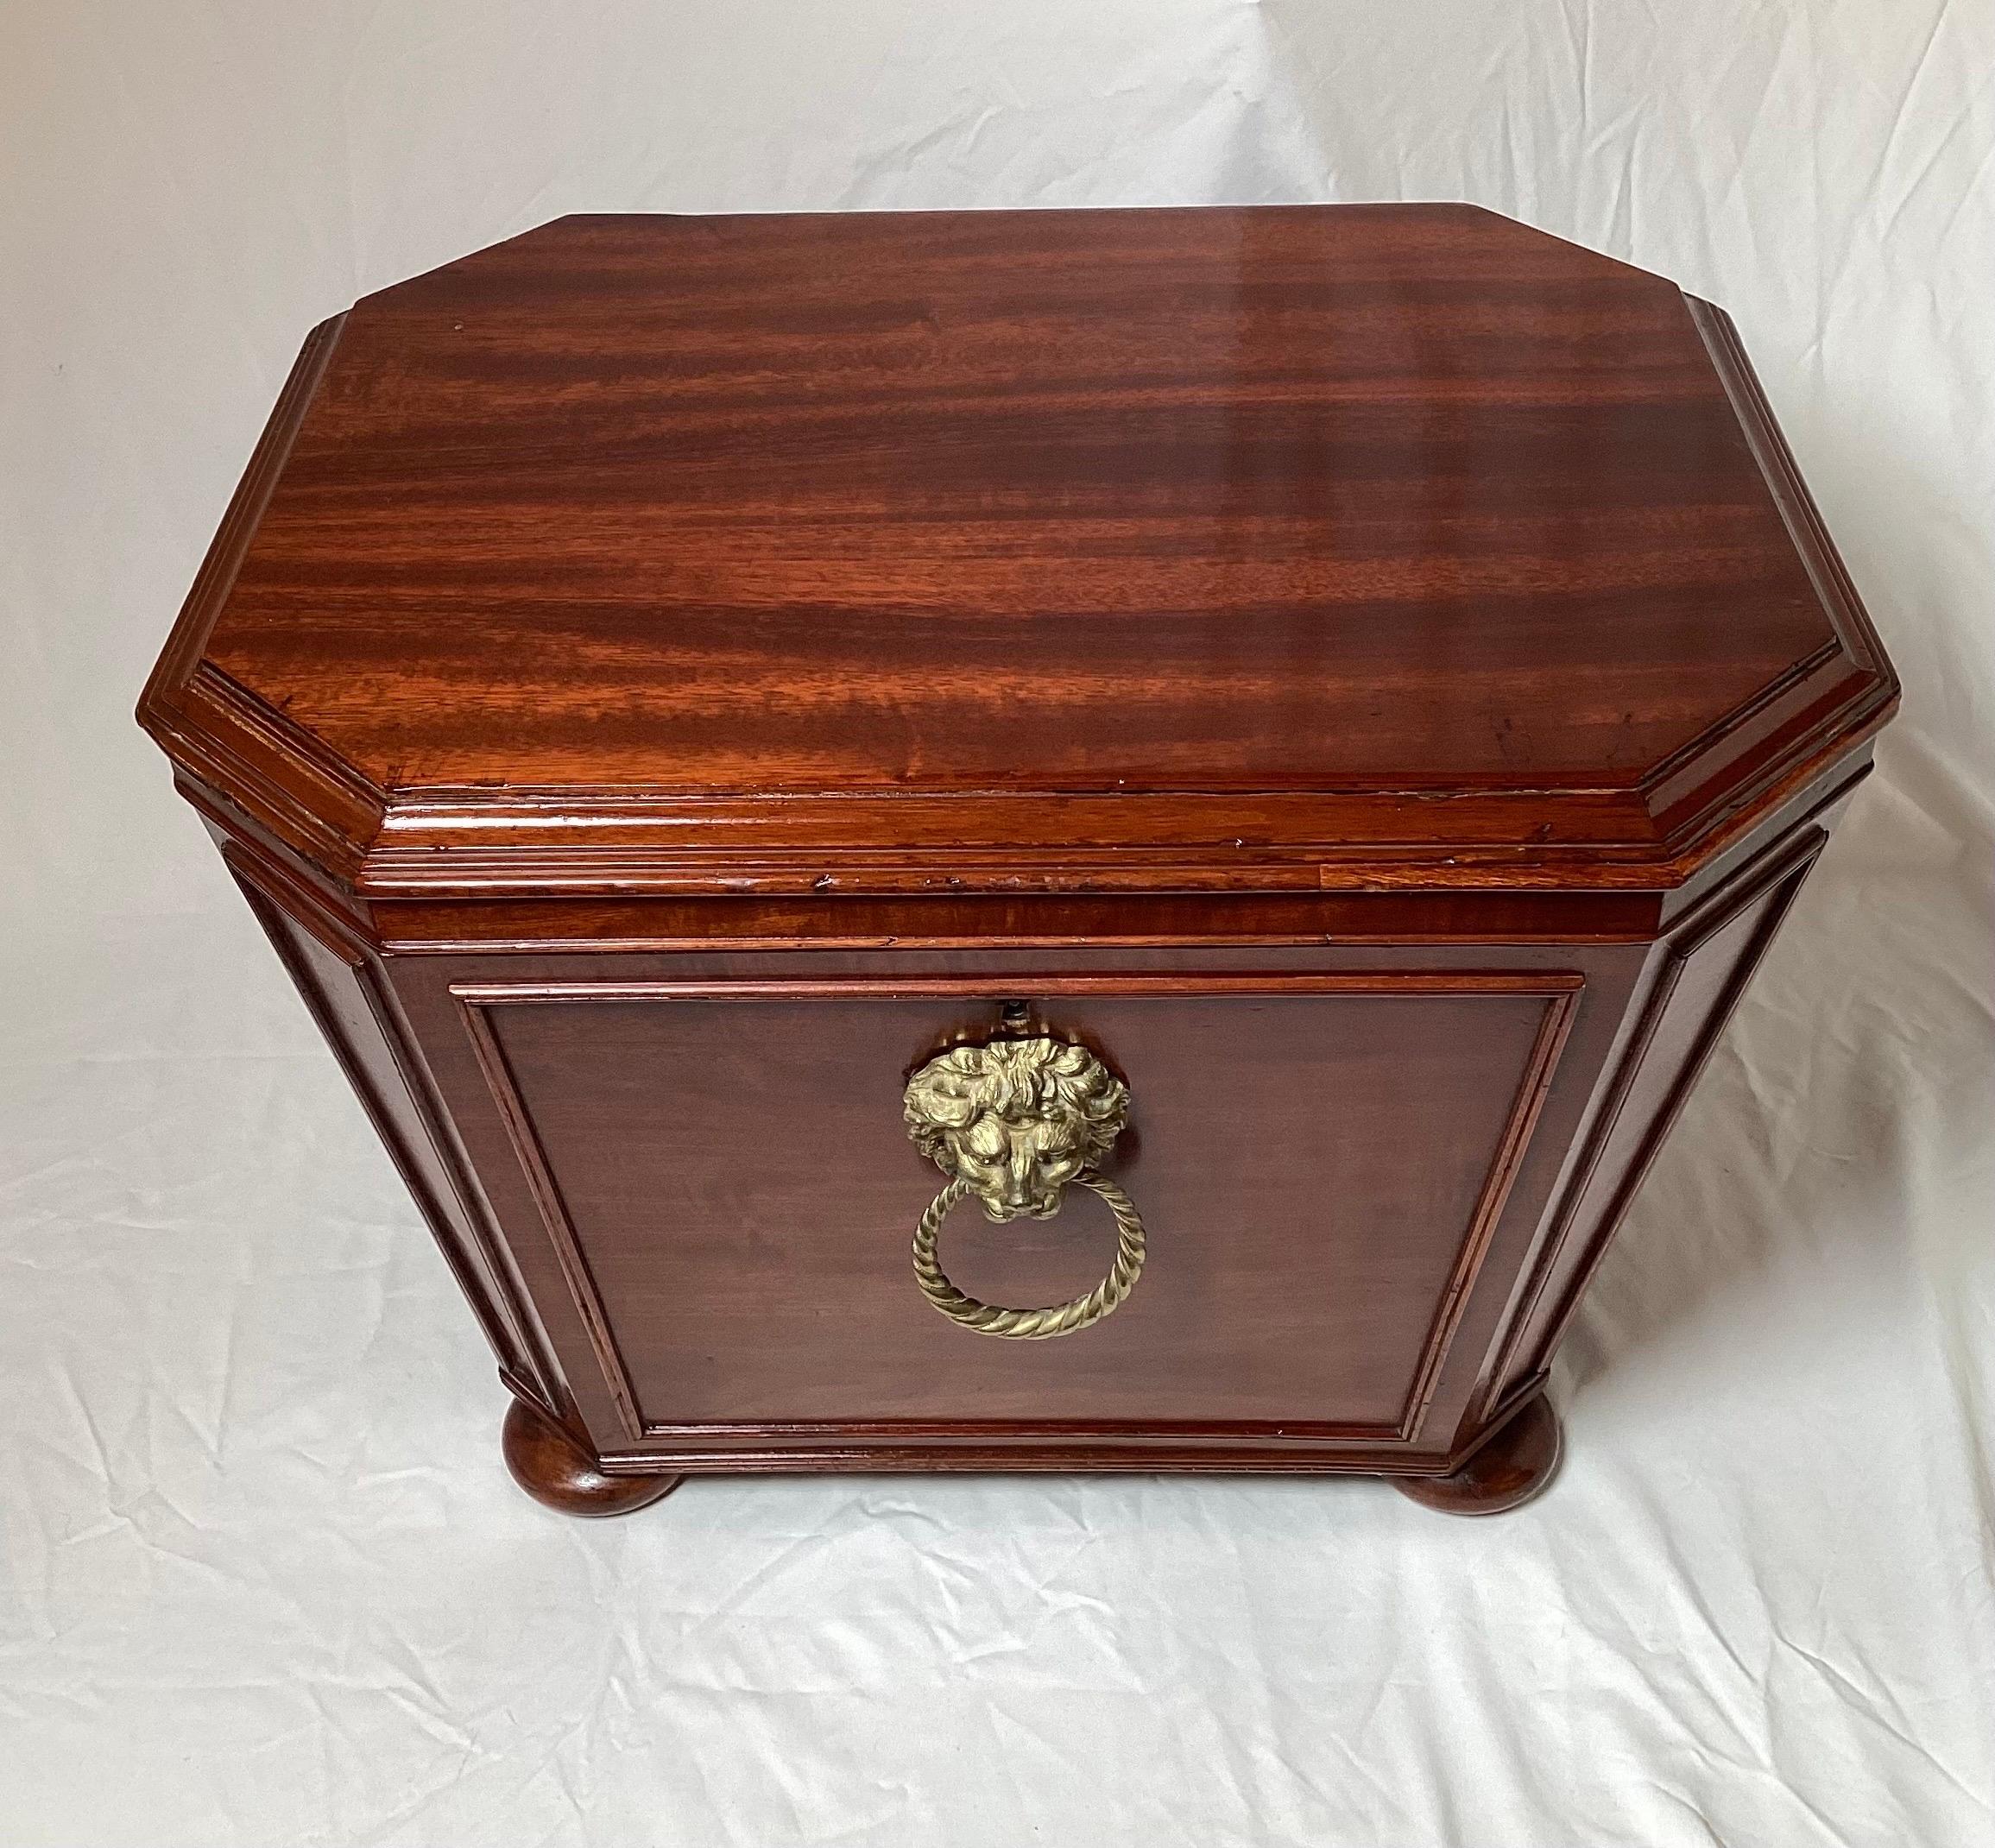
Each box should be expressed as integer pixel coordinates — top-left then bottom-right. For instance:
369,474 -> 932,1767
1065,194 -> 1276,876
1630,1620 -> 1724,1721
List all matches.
135,205 -> 1900,1505
140,205 -> 1896,897
462,979 -> 1572,1438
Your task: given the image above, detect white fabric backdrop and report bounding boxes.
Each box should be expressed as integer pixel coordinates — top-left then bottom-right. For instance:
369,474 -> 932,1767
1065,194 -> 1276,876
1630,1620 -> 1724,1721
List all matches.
3,3 -> 1991,1842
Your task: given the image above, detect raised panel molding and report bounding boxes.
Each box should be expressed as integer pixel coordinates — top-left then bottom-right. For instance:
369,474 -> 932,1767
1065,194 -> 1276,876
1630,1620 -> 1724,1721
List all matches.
1473,817 -> 1832,1414
454,972 -> 1581,1465
222,842 -> 569,1426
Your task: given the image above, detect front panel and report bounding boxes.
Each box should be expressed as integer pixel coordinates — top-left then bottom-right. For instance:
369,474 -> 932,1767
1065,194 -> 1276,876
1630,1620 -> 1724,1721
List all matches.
404,961 -> 1619,1466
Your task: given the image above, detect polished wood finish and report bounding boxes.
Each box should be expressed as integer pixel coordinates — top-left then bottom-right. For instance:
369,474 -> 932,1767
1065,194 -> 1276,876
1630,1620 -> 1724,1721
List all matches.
136,206 -> 1897,1517
138,206 -> 1894,901
502,1397 -> 682,1517
1393,1392 -> 1562,1515
462,975 -> 1574,1437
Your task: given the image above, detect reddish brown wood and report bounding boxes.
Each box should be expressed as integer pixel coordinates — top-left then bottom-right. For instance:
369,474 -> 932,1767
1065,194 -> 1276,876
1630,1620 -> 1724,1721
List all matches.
458,975 -> 1574,1441
218,837 -> 564,1424
137,205 -> 1895,901
134,205 -> 1898,1518
502,1397 -> 682,1516
1393,1393 -> 1562,1515
372,888 -> 1666,952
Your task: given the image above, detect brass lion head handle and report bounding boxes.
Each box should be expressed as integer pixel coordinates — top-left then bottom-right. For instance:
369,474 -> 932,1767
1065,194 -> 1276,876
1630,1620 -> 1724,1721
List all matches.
904,1035 -> 1128,1222
902,1031 -> 1143,1339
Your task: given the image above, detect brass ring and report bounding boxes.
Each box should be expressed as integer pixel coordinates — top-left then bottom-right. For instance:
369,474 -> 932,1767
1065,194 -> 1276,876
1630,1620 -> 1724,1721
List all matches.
911,1169 -> 1146,1340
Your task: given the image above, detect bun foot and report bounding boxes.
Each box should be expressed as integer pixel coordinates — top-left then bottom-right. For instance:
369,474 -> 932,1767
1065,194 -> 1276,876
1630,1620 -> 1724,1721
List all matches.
502,1397 -> 683,1517
1392,1395 -> 1563,1516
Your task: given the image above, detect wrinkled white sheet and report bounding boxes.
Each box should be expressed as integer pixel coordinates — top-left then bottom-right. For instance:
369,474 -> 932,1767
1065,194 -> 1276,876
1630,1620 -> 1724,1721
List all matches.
3,3 -> 1992,1842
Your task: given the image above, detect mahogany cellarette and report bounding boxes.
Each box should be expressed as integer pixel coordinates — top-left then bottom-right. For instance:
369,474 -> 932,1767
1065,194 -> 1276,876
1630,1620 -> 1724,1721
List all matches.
138,205 -> 1897,1517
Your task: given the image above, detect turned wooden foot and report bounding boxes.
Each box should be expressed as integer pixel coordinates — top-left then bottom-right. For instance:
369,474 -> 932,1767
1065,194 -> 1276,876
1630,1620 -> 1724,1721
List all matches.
502,1397 -> 683,1517
1392,1395 -> 1563,1516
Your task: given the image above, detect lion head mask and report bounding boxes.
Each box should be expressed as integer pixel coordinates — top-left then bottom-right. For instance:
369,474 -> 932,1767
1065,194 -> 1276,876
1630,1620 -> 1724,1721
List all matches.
904,1036 -> 1129,1222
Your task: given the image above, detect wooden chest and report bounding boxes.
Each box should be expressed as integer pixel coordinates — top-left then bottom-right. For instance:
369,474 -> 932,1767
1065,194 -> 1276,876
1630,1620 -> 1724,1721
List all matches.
138,205 -> 1897,1517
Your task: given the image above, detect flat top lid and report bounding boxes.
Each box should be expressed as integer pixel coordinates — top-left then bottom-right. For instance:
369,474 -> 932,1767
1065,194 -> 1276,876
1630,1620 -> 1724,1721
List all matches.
145,205 -> 1893,894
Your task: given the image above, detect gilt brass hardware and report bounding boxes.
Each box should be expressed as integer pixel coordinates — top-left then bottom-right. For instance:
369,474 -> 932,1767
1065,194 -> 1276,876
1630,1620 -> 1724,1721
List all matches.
902,1033 -> 1144,1339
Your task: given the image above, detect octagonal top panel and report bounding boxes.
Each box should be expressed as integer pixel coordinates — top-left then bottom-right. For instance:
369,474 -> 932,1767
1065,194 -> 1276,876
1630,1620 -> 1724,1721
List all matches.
142,205 -> 1894,896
